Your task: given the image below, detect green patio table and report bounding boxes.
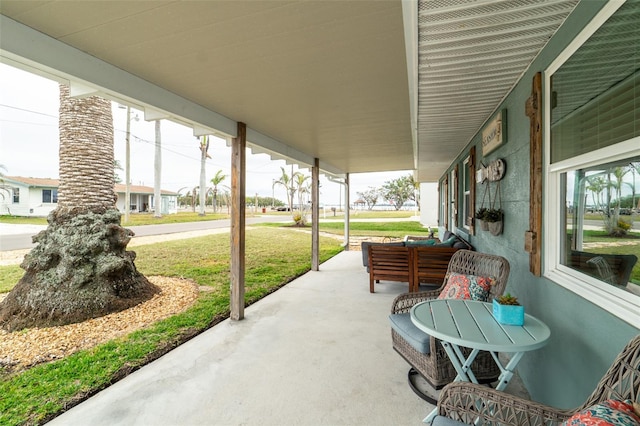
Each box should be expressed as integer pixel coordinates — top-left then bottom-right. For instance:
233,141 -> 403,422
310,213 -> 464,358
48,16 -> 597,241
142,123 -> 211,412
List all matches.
410,299 -> 551,423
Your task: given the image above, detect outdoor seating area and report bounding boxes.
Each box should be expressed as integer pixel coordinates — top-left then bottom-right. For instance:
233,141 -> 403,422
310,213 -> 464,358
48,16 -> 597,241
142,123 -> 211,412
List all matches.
363,231 -> 474,293
388,250 -> 511,403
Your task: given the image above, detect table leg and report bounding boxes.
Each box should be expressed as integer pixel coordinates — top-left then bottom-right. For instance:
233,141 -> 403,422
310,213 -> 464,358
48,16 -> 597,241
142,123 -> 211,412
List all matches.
491,351 -> 524,391
423,343 -> 481,424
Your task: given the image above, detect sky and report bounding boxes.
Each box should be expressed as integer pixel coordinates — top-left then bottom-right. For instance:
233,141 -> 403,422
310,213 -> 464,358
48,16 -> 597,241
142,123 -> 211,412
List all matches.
0,63 -> 410,207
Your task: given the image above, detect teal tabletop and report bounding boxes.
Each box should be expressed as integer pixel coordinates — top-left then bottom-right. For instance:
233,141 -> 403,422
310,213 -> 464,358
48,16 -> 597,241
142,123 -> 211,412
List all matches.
411,299 -> 550,353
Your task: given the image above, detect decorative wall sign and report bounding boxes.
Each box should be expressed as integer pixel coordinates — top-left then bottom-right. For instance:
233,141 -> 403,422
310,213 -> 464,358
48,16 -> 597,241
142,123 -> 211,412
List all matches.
476,158 -> 506,183
482,109 -> 507,156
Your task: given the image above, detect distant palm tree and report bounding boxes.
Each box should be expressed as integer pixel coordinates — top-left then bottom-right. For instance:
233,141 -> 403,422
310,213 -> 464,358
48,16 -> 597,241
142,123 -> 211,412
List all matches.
273,166 -> 297,213
586,176 -> 606,210
0,86 -> 157,331
114,159 -> 124,184
210,170 -> 227,213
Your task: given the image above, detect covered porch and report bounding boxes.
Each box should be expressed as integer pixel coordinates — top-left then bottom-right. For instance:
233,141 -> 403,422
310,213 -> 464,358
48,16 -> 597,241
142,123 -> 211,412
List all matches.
48,251 -> 524,425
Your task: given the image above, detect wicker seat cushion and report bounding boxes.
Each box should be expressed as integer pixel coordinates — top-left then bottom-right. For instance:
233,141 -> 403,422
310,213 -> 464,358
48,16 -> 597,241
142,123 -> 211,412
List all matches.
389,313 -> 430,354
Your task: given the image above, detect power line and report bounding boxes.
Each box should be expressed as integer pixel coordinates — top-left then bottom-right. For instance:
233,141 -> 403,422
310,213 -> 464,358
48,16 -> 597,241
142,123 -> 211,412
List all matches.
0,103 -> 58,118
0,119 -> 57,127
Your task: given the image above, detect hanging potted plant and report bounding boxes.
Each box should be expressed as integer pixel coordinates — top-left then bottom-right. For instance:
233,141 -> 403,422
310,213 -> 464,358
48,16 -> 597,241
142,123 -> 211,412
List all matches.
475,207 -> 489,231
484,208 -> 503,236
493,293 -> 524,325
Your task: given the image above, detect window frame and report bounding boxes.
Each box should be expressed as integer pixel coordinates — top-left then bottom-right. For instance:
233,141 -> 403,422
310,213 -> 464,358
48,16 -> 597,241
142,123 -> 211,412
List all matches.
440,176 -> 448,230
12,187 -> 19,204
462,155 -> 471,232
450,166 -> 458,231
543,1 -> 640,327
42,188 -> 59,204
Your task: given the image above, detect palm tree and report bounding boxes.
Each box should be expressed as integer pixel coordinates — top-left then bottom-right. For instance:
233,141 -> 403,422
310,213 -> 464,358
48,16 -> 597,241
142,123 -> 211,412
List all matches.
273,166 -> 297,213
586,176 -> 606,210
210,170 -> 227,213
198,135 -> 211,216
294,172 -> 310,208
114,159 -> 124,184
607,166 -> 632,235
0,85 -> 158,331
293,172 -> 310,224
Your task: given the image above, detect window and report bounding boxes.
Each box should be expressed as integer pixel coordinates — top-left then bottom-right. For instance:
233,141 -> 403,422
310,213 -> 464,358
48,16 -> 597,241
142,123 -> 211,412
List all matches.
12,188 -> 19,203
440,176 -> 448,230
545,0 -> 640,325
42,189 -> 58,203
450,167 -> 458,230
463,156 -> 471,231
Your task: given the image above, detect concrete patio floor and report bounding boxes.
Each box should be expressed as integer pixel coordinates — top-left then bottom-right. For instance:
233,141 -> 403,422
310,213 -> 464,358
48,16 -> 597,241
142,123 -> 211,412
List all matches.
48,250 -> 526,426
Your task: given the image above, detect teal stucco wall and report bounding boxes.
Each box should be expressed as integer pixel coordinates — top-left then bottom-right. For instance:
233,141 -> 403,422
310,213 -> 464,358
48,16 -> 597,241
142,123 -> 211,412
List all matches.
442,1 -> 640,408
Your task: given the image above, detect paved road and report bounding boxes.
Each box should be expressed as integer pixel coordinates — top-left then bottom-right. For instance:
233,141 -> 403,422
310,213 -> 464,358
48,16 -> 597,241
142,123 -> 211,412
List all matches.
0,215 -> 290,251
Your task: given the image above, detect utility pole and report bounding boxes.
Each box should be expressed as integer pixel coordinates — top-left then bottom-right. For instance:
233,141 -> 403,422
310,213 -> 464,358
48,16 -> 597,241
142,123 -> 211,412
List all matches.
153,120 -> 162,218
124,106 -> 131,223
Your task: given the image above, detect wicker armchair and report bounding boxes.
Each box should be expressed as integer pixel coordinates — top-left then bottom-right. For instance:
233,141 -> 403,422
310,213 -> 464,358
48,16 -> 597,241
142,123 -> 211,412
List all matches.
434,334 -> 640,425
390,250 -> 510,402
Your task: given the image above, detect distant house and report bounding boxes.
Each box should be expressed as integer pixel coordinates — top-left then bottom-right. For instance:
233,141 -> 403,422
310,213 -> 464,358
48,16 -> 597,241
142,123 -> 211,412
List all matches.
0,176 -> 178,217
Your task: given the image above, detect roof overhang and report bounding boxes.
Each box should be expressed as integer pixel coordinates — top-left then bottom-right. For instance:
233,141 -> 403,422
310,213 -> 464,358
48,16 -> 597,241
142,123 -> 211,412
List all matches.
1,0 -> 580,182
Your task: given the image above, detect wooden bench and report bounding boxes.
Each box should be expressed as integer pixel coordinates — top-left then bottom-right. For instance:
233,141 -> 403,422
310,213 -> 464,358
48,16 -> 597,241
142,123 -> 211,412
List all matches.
368,245 -> 414,293
413,246 -> 460,288
368,245 -> 465,293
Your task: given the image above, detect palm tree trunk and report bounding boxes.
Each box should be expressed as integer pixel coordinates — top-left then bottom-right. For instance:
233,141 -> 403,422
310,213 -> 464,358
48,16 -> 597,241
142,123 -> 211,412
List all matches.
58,86 -> 116,210
198,136 -> 209,216
0,85 -> 158,331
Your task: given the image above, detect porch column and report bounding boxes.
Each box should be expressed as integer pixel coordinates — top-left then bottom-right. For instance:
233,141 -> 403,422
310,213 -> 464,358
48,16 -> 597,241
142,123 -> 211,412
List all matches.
230,122 -> 246,320
311,158 -> 319,271
343,173 -> 350,251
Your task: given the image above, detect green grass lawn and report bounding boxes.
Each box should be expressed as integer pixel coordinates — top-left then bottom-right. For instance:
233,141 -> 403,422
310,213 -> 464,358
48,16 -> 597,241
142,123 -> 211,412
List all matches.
0,216 -> 47,225
0,209 -> 416,227
321,209 -> 418,219
317,220 -> 433,238
0,228 -> 342,426
582,231 -> 640,283
257,219 -> 433,239
0,212 -> 233,226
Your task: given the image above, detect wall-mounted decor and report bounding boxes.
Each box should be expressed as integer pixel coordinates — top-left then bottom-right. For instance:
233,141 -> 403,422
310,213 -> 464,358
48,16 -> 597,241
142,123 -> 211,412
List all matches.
476,158 -> 506,183
475,158 -> 505,236
482,109 -> 507,156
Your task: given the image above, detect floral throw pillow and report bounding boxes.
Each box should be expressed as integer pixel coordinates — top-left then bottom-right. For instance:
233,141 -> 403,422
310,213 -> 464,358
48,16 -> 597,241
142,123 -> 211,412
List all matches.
437,272 -> 493,301
563,399 -> 640,426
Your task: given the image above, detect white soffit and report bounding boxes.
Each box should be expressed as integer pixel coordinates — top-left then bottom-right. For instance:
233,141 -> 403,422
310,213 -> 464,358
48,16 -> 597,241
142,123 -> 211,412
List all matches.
416,0 -> 579,181
0,1 -> 412,177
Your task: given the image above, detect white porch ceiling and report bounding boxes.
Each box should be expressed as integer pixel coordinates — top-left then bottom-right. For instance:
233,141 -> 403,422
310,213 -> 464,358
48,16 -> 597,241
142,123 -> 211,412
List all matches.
0,0 -> 579,182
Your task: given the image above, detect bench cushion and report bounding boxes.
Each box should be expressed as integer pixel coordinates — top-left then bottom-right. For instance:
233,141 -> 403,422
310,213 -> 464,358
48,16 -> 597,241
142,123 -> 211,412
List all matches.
405,239 -> 438,247
389,313 -> 430,354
